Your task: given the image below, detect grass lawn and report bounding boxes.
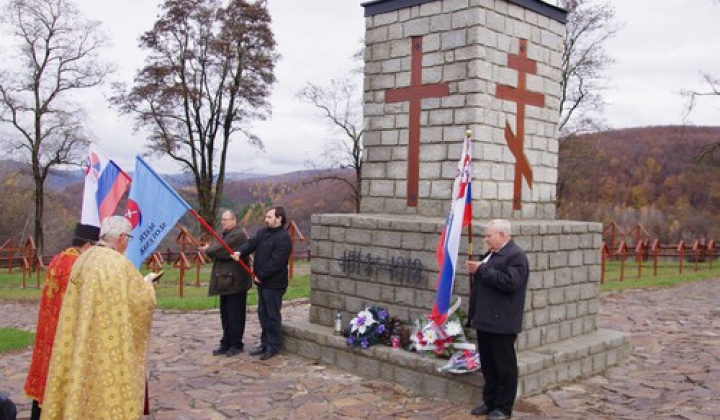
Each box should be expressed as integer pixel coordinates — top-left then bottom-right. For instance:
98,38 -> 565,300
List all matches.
0,327 -> 34,354
600,259 -> 720,292
0,261 -> 311,310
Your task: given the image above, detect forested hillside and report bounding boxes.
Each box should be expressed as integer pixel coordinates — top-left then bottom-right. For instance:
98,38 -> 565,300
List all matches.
558,126 -> 719,241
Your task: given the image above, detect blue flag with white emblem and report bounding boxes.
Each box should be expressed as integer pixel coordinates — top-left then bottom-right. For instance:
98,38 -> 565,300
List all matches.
124,156 -> 191,268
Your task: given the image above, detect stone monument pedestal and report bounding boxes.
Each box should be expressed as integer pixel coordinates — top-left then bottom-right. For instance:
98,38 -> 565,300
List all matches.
281,214 -> 630,402
281,0 -> 629,404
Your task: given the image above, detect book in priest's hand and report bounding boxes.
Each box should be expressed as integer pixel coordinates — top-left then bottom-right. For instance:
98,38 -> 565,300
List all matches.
144,271 -> 164,283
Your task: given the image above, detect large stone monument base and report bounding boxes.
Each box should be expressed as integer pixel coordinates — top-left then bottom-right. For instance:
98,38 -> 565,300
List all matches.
280,214 -> 630,402
283,320 -> 628,403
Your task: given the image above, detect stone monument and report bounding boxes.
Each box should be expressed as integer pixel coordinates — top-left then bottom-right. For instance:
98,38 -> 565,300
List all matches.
283,0 -> 630,404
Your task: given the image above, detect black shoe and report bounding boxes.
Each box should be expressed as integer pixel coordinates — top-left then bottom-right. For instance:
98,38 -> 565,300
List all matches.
249,346 -> 266,356
470,404 -> 490,416
487,409 -> 510,420
212,346 -> 229,356
259,350 -> 278,360
226,346 -> 243,357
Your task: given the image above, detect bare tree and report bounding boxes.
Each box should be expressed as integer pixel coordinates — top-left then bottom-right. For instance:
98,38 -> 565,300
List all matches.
113,0 -> 278,226
680,0 -> 720,163
558,0 -> 622,140
297,75 -> 363,212
0,0 -> 113,255
681,73 -> 720,163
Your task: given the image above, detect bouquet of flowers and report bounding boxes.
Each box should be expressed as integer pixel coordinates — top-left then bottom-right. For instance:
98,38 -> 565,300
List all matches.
409,299 -> 475,358
346,306 -> 392,349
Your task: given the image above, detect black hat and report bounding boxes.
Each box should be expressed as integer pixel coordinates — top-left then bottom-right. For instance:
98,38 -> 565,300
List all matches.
73,223 -> 100,247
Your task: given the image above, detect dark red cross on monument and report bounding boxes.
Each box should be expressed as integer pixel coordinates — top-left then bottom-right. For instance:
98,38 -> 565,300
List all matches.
495,39 -> 545,210
385,36 -> 450,207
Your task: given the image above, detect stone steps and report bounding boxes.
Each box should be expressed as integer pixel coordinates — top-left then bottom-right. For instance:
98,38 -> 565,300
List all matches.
283,320 -> 630,404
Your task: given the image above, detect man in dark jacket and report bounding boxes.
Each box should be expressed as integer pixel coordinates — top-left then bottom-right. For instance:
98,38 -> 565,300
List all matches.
466,219 -> 529,420
234,206 -> 292,361
201,209 -> 251,357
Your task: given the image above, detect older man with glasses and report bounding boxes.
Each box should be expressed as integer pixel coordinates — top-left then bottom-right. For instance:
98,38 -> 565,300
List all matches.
199,209 -> 252,357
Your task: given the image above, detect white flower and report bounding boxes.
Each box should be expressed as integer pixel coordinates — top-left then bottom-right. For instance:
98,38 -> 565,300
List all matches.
350,309 -> 377,335
444,320 -> 463,337
424,329 -> 437,343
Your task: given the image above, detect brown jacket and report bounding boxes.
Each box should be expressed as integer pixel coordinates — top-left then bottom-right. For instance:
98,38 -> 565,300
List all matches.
206,225 -> 251,296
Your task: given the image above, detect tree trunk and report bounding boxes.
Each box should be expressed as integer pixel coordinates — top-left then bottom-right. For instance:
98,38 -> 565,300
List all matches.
34,176 -> 44,259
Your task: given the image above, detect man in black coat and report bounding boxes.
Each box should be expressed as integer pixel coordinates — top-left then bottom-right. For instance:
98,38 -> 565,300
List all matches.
234,206 -> 292,361
466,219 -> 529,420
201,209 -> 252,357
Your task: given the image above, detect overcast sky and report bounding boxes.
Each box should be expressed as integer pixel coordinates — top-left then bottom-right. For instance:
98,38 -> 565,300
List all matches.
6,0 -> 720,175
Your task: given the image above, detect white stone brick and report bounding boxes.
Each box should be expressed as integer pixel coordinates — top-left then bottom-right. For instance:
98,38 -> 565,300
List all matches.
430,14 -> 452,32
443,62 -> 468,81
369,180 -> 395,197
366,27 -> 389,44
419,1 -> 442,16
404,17 -> 430,36
441,30 -> 468,50
420,144 -> 448,162
388,22 -> 404,40
373,11 -> 399,26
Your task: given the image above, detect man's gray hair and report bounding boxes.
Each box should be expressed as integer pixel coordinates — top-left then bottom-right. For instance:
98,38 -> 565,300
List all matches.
100,216 -> 132,242
219,208 -> 236,220
487,219 -> 512,236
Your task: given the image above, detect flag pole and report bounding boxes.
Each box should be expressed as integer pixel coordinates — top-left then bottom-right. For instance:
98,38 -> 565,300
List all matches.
465,130 -> 474,290
189,208 -> 256,279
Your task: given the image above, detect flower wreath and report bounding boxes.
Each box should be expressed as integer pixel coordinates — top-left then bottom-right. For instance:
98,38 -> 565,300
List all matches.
346,306 -> 391,349
409,298 -> 475,358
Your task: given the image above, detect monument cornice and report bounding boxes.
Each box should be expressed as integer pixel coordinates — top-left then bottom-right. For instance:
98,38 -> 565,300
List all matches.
361,0 -> 567,24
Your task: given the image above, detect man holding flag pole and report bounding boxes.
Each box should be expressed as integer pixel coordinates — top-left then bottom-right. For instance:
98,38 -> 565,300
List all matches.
465,219 -> 529,419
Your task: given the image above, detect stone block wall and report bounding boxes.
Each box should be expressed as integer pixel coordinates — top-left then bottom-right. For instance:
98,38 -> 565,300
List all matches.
362,0 -> 566,220
310,214 -> 604,352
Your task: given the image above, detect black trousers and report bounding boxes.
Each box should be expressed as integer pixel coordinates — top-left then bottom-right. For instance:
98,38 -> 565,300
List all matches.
257,287 -> 285,352
477,331 -> 518,415
30,399 -> 40,420
219,292 -> 247,349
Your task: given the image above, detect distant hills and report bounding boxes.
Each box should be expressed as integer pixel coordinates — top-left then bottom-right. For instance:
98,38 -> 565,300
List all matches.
0,159 -> 275,191
0,125 -> 718,254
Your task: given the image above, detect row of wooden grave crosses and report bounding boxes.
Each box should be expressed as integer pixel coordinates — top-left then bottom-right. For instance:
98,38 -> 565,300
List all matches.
2,222 -> 306,297
601,222 -> 717,283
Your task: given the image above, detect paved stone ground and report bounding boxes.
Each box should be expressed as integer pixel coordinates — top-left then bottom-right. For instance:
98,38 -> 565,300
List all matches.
1,278 -> 719,419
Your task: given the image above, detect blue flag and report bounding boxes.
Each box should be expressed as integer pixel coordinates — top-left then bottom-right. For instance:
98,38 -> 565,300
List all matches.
124,156 -> 191,268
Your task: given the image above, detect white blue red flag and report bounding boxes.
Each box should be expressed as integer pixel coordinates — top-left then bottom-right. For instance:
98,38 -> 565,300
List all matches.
124,156 -> 191,268
431,133 -> 473,325
81,146 -> 132,227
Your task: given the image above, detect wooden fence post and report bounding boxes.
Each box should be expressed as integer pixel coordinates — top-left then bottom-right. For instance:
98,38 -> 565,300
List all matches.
617,241 -> 628,282
635,240 -> 646,278
600,242 -> 608,284
173,252 -> 191,298
677,240 -> 686,274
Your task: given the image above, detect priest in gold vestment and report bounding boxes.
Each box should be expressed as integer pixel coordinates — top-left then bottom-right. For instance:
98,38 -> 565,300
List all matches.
42,216 -> 156,420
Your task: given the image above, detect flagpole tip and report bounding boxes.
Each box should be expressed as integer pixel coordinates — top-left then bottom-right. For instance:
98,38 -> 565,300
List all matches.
465,130 -> 472,138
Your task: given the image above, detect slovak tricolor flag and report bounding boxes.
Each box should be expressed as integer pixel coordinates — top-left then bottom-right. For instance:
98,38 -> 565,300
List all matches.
81,146 -> 132,227
431,132 -> 473,326
124,156 -> 191,268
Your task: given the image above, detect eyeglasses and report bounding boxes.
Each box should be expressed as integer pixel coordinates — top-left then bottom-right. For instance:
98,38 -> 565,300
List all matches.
123,233 -> 134,240
221,218 -> 234,221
